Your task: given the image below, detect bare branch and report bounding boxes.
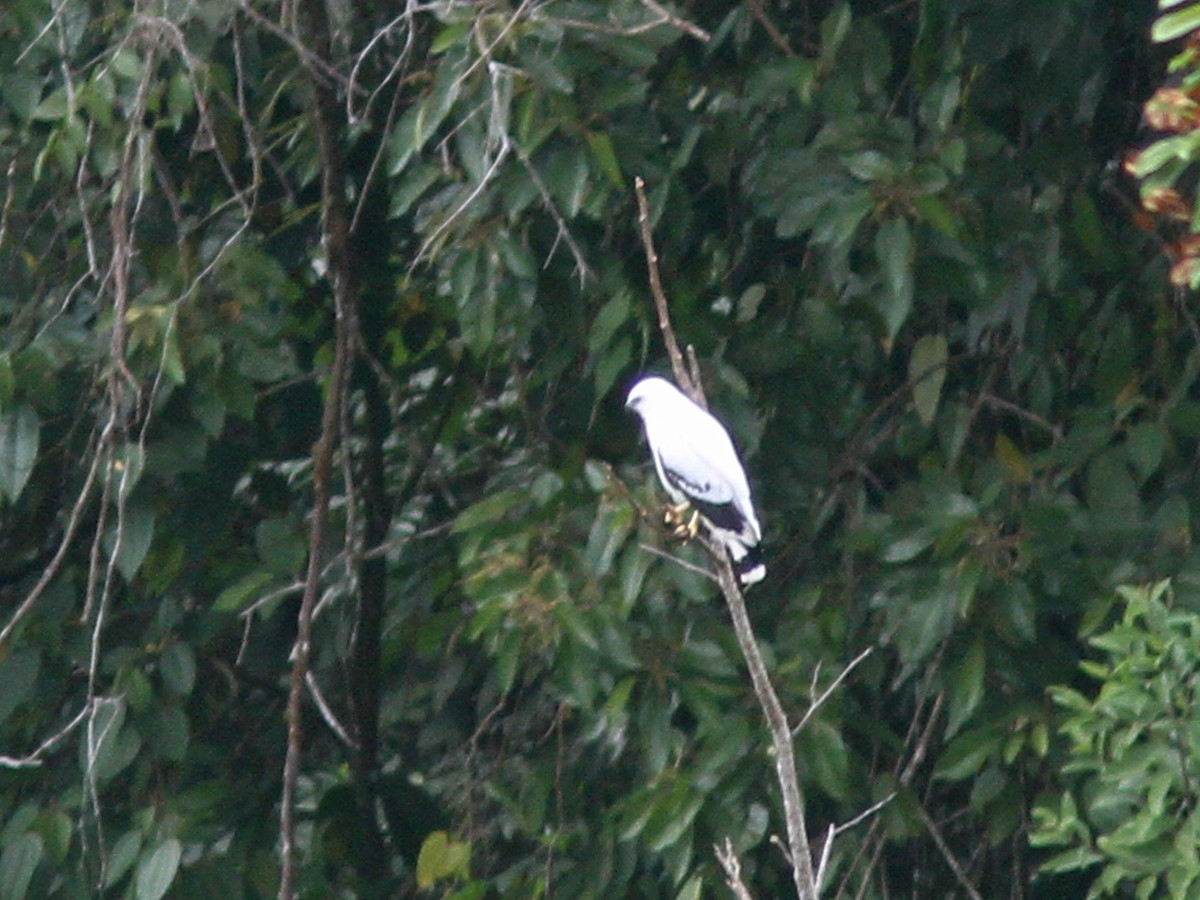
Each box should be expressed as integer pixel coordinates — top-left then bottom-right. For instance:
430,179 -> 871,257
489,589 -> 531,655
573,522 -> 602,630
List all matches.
0,438 -> 104,649
815,792 -> 897,891
638,0 -> 711,41
237,581 -> 307,621
236,0 -> 359,94
793,647 -> 873,736
636,188 -> 818,898
637,542 -> 719,583
634,176 -> 694,399
915,801 -> 985,900
836,792 -> 897,836
534,0 -> 710,42
0,157 -> 15,252
278,0 -> 360,893
715,837 -> 756,900
684,344 -> 707,407
746,0 -> 799,57
0,702 -> 92,769
712,546 -> 819,899
517,141 -> 594,284
305,672 -> 358,749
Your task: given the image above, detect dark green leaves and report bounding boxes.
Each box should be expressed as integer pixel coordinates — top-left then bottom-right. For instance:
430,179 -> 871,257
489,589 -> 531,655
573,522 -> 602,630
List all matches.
135,839 -> 181,900
0,832 -> 43,900
0,407 -> 38,502
875,218 -> 913,340
0,0 -> 1172,897
909,333 -> 947,425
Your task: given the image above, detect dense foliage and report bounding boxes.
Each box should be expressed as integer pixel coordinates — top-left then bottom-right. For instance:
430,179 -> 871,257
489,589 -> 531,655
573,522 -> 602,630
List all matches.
0,0 -> 1186,897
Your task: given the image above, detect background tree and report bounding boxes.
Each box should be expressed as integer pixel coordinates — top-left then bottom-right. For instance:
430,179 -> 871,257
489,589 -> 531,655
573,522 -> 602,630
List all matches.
0,0 -> 1181,897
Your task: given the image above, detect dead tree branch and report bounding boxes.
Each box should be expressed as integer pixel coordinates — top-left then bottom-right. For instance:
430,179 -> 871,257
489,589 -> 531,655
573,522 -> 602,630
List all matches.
634,178 -> 818,899
712,547 -> 819,899
635,176 -> 694,399
716,837 -> 757,900
278,0 -> 359,894
793,647 -> 873,736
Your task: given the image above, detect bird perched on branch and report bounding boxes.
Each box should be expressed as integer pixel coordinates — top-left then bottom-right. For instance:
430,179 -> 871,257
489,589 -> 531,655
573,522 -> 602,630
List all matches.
625,375 -> 765,585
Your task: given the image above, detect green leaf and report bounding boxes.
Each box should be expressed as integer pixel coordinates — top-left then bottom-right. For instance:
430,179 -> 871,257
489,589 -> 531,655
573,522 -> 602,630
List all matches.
31,89 -> 69,122
588,293 -> 630,356
416,831 -> 471,889
0,833 -> 42,900
545,145 -> 591,218
736,284 -> 766,323
594,336 -> 632,404
112,443 -> 146,501
1152,4 -> 1200,42
913,194 -> 959,238
819,3 -> 853,66
1038,845 -> 1104,874
103,503 -> 156,581
0,407 -> 39,502
585,131 -> 624,188
944,640 -> 985,737
388,66 -> 462,174
0,353 -> 12,412
995,434 -> 1033,485
934,726 -> 1001,782
213,570 -> 277,614
104,831 -> 143,889
255,517 -> 306,574
159,642 -> 196,696
909,334 -> 948,426
675,873 -> 703,900
149,705 -> 189,762
430,21 -> 471,53
80,698 -> 140,783
389,163 -> 441,218
135,839 -> 181,900
0,650 -> 39,726
875,217 -> 913,340
1125,422 -> 1166,482
161,331 -> 185,385
33,810 -> 70,866
882,528 -> 935,563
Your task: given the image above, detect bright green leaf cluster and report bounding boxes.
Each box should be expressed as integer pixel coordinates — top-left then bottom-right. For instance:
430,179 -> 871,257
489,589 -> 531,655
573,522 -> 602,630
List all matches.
1033,581 -> 1200,896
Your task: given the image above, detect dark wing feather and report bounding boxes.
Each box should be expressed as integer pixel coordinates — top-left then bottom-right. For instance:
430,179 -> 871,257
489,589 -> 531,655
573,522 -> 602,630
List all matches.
661,463 -> 748,533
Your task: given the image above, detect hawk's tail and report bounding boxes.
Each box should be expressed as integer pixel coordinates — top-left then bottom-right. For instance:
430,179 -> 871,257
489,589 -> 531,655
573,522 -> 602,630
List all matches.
728,541 -> 766,586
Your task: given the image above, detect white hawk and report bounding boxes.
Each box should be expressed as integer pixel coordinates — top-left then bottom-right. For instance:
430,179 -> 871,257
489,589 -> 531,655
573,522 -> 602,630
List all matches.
626,375 -> 766,585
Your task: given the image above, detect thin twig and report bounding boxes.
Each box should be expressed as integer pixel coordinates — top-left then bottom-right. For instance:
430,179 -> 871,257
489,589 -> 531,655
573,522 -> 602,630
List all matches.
305,672 -> 357,749
638,0 -> 710,41
745,0 -> 799,57
793,647 -> 873,735
715,837 -> 756,900
634,176 -> 693,398
0,702 -> 92,769
915,801 -> 985,900
815,793 -> 897,889
0,157 -> 15,251
980,393 -> 1063,442
0,440 -> 104,649
637,542 -> 719,583
517,140 -> 593,284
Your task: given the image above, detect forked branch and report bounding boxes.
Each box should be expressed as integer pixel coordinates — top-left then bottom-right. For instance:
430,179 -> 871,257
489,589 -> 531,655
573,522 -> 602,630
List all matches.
633,176 -> 818,900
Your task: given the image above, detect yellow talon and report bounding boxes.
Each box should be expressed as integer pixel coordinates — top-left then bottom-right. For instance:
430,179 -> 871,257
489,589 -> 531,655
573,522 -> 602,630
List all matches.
663,502 -> 700,541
